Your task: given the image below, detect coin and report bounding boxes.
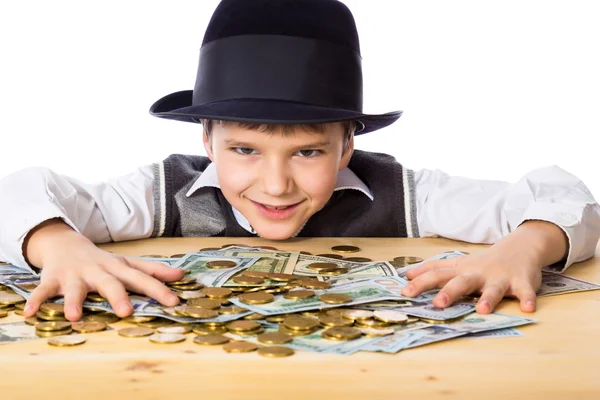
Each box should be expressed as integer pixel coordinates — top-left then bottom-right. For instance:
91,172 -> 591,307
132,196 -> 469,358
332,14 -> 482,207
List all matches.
354,319 -> 390,328
149,333 -> 186,344
166,277 -> 197,286
123,315 -> 156,323
193,334 -> 230,346
24,316 -> 40,325
71,322 -> 107,333
170,253 -> 186,258
282,317 -> 319,331
0,310 -> 7,318
118,327 -> 155,338
301,280 -> 331,290
200,287 -> 232,299
157,325 -> 192,334
0,292 -> 25,305
140,254 -> 169,258
341,310 -> 374,321
136,319 -> 173,329
307,262 -> 338,271
319,294 -> 353,304
264,273 -> 295,282
36,329 -> 73,338
221,244 -> 251,248
278,325 -> 316,337
392,256 -> 424,267
85,293 -> 106,302
235,327 -> 265,336
406,317 -> 420,324
257,346 -> 295,358
331,245 -> 361,253
257,246 -> 279,250
36,311 -> 67,321
226,321 -> 262,332
321,327 -> 362,341
175,306 -> 219,319
187,298 -> 221,309
283,290 -> 316,300
36,321 -> 72,332
199,247 -> 221,251
240,271 -> 268,279
257,332 -> 293,345
176,291 -> 206,300
232,275 -> 265,285
238,292 -> 275,305
243,313 -> 266,321
319,315 -> 354,328
318,267 -> 349,276
300,251 -> 312,255
192,326 -> 228,336
206,260 -> 238,269
47,335 -> 87,347
344,257 -> 372,262
39,303 -> 65,317
360,327 -> 395,337
83,313 -> 121,324
223,341 -> 259,353
218,306 -> 247,315
373,310 -> 409,324
315,253 -> 344,259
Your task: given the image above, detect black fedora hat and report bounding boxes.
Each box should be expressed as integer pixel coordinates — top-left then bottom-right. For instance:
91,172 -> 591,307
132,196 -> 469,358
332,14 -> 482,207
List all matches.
149,0 -> 403,135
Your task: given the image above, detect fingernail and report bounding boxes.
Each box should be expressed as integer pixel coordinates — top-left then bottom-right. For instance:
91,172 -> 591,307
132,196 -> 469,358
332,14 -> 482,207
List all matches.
118,301 -> 131,314
438,293 -> 449,306
480,300 -> 491,310
23,304 -> 33,314
403,285 -> 414,295
67,304 -> 80,316
526,300 -> 535,310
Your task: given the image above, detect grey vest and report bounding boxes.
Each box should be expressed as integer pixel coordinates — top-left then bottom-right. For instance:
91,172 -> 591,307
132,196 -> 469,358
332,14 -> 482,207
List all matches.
151,150 -> 419,238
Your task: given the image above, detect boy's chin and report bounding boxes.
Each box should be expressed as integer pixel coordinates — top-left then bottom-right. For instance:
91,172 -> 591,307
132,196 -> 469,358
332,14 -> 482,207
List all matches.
252,223 -> 303,241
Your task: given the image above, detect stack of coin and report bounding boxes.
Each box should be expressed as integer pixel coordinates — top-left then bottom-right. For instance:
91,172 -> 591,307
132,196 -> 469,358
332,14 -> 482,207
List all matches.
226,320 -> 264,336
36,303 -> 67,322
35,321 -> 72,338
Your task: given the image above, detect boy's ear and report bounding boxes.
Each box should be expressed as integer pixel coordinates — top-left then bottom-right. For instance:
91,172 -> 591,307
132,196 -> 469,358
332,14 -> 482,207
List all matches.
339,133 -> 355,171
203,131 -> 215,162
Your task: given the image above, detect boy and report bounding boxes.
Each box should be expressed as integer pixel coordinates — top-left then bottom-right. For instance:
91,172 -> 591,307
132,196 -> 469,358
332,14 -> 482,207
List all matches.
0,0 -> 599,323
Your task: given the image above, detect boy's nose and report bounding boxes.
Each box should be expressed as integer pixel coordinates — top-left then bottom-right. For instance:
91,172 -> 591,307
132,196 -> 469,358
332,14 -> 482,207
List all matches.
260,163 -> 293,197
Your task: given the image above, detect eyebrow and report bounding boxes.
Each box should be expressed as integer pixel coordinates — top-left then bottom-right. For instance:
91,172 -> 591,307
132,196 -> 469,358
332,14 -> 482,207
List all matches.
224,139 -> 331,149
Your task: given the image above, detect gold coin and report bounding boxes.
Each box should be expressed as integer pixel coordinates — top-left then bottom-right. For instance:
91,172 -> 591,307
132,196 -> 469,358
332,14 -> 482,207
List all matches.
283,290 -> 316,300
218,306 -> 247,315
83,313 -> 120,324
300,251 -> 312,255
36,328 -> 73,338
187,298 -> 221,309
175,306 -> 219,319
39,303 -> 65,317
331,245 -> 361,253
123,315 -> 157,323
226,320 -> 262,332
36,321 -> 72,332
406,317 -> 420,324
157,325 -> 192,334
176,291 -> 206,300
223,341 -> 259,353
166,277 -> 197,286
418,316 -> 465,324
373,310 -> 409,324
319,315 -> 354,328
344,257 -> 372,262
278,325 -> 316,337
193,334 -> 230,346
71,322 -> 107,333
149,333 -> 186,344
200,287 -> 232,299
360,327 -> 395,337
221,243 -> 251,248
0,310 -> 7,318
14,302 -> 25,310
315,253 -> 344,260
301,280 -> 331,290
319,294 -> 353,304
192,326 -> 228,336
341,309 -> 374,321
238,292 -> 275,305
307,262 -> 338,271
318,267 -> 349,276
243,313 -> 266,321
392,256 -> 424,267
47,335 -> 87,347
258,246 -> 279,250
232,275 -> 265,285
240,270 -> 268,279
13,309 -> 24,316
85,293 -> 106,302
0,292 -> 25,305
265,315 -> 287,323
118,327 -> 155,338
354,319 -> 390,328
136,319 -> 173,329
234,327 -> 264,336
36,311 -> 67,321
203,321 -> 226,328
257,332 -> 293,345
206,260 -> 237,269
264,273 -> 296,282
283,317 -> 319,331
171,283 -> 205,291
140,254 -> 169,258
198,247 -> 221,251
257,346 -> 295,358
321,327 -> 362,341
24,316 -> 40,325
170,253 -> 186,258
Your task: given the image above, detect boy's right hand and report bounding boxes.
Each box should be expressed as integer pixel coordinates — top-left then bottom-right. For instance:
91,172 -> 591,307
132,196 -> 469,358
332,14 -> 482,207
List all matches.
21,219 -> 184,322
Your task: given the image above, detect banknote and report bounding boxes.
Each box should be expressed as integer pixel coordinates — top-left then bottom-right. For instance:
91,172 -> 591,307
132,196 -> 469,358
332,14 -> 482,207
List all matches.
396,251 -> 466,278
319,261 -> 398,284
229,277 -> 436,316
0,321 -> 40,344
398,303 -> 476,321
357,329 -> 429,353
292,254 -> 377,276
138,257 -> 182,267
404,326 -> 469,349
467,328 -> 524,338
171,253 -> 258,277
538,272 -> 600,297
438,312 -> 536,333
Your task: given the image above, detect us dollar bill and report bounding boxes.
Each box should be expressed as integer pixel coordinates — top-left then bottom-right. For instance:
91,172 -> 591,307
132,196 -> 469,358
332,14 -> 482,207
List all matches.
404,326 -> 469,349
467,328 -> 524,338
398,303 -> 476,321
438,312 -> 536,333
292,254 -> 377,276
319,261 -> 398,284
538,272 -> 600,297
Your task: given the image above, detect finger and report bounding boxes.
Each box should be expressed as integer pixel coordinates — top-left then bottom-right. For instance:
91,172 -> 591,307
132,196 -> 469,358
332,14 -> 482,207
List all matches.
23,281 -> 59,317
405,258 -> 459,280
124,257 -> 185,282
107,261 -> 180,306
402,268 -> 456,297
61,278 -> 88,322
512,284 -> 537,313
476,282 -> 509,314
433,274 -> 483,308
89,273 -> 132,317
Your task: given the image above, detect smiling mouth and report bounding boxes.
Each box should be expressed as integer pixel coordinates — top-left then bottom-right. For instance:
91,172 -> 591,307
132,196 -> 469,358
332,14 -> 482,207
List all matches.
251,200 -> 305,220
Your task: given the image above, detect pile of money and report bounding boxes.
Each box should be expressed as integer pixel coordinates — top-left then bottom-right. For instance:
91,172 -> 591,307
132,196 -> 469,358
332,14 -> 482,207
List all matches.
1,245 -> 600,356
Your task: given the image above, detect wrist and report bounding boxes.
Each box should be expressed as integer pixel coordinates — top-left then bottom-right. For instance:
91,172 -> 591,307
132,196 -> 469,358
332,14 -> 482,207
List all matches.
23,218 -> 79,267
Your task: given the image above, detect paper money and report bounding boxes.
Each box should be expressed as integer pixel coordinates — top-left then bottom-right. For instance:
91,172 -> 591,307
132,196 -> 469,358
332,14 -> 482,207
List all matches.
399,303 -> 476,321
438,312 -> 536,333
229,277 -> 435,316
320,261 -> 398,284
357,329 -> 428,353
404,326 -> 469,349
0,321 -> 40,344
467,328 -> 524,338
395,251 -> 466,278
292,254 -> 376,276
538,272 -> 600,297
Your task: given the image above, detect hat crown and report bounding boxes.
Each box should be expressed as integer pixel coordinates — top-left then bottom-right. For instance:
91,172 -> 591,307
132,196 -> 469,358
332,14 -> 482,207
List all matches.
202,0 -> 360,54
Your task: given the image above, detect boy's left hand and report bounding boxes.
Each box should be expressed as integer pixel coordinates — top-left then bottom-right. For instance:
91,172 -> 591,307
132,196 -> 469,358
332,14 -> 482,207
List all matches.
400,220 -> 569,314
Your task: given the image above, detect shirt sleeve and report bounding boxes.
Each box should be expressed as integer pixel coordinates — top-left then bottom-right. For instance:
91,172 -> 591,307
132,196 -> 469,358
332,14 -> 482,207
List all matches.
0,165 -> 155,269
413,165 -> 600,271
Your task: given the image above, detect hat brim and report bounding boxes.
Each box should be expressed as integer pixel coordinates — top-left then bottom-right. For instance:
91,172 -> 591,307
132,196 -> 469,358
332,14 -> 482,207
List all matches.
149,91 -> 402,135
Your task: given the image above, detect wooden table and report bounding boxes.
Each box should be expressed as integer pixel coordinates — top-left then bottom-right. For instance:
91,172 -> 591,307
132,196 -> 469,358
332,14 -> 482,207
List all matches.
1,237 -> 599,399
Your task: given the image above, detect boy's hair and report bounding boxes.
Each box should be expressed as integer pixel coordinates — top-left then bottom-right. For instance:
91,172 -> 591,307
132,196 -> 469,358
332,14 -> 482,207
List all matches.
201,119 -> 356,151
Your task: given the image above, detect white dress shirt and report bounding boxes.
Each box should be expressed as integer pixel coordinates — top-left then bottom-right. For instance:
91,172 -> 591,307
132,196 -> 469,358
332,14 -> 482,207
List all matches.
1,159 -> 599,273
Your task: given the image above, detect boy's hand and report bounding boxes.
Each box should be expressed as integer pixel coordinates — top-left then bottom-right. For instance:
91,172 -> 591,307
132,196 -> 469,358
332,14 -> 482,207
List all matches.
401,220 -> 569,313
22,219 -> 184,322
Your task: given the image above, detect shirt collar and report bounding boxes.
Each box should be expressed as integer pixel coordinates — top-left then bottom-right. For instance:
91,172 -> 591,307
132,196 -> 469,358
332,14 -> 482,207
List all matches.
185,162 -> 374,201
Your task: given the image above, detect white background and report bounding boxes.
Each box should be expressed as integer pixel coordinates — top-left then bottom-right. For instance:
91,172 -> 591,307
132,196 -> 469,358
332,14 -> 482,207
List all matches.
1,1 -> 599,196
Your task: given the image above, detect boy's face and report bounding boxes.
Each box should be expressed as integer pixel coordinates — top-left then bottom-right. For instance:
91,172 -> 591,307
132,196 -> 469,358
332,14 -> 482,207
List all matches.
203,122 -> 354,240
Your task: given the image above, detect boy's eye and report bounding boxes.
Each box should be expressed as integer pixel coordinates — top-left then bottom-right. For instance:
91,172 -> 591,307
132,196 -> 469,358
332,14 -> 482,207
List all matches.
233,147 -> 258,155
296,150 -> 321,157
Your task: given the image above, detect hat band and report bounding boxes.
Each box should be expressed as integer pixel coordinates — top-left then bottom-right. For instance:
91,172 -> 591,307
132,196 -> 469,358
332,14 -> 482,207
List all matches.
193,35 -> 363,111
